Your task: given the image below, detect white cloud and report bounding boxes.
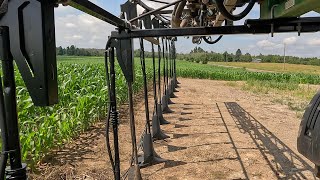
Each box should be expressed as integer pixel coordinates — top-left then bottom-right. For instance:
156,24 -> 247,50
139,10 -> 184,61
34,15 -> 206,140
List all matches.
283,37 -> 297,45
65,23 -> 76,28
257,40 -> 276,48
307,38 -> 320,46
55,12 -> 115,48
65,35 -> 83,40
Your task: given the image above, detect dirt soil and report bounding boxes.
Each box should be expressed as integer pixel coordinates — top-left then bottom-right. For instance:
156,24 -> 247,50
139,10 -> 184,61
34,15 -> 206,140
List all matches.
30,78 -> 316,180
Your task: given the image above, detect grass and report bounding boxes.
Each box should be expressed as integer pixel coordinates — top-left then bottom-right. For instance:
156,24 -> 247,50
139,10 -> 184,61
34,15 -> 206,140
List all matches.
177,61 -> 320,85
238,80 -> 318,117
179,60 -> 320,118
210,62 -> 320,75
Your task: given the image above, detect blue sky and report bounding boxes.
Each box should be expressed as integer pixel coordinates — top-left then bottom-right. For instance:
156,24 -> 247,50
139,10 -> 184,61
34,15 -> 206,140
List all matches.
54,1 -> 320,57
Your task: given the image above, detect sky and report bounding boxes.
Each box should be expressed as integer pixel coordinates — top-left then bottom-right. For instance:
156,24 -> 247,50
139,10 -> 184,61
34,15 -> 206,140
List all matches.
54,0 -> 320,57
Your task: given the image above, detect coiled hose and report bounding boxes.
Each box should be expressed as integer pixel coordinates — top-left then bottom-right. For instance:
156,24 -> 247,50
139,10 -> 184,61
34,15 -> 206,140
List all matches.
215,0 -> 256,21
203,35 -> 223,44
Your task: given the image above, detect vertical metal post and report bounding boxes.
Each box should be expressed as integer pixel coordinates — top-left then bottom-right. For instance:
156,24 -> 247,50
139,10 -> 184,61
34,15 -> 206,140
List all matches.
172,41 -> 178,86
157,39 -> 162,103
138,39 -> 167,166
127,81 -> 142,179
169,41 -> 172,80
162,38 -> 167,97
0,72 -> 8,179
109,47 -> 121,180
167,39 -> 177,99
165,39 -> 169,93
151,43 -> 158,117
0,27 -> 26,179
139,38 -> 151,134
283,43 -> 286,70
167,40 -> 172,96
152,39 -> 170,139
161,38 -> 173,113
154,38 -> 170,130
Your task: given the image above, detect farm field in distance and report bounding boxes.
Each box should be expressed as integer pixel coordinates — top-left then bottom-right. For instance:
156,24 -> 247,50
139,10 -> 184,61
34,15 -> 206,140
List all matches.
26,56 -> 320,179
210,61 -> 320,75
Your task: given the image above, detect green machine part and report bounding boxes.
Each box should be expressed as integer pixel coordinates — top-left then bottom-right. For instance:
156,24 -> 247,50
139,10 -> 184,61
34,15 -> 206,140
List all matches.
260,0 -> 320,19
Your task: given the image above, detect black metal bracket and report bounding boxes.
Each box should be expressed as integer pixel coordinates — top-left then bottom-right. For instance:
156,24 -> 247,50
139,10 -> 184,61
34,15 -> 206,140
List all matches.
0,0 -> 58,106
121,0 -> 138,27
110,31 -> 135,84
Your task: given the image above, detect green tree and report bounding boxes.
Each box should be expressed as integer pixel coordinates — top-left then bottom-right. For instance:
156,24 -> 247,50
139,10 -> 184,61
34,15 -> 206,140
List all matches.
242,53 -> 252,62
57,46 -> 64,55
223,51 -> 228,62
235,49 -> 242,62
69,45 -> 76,55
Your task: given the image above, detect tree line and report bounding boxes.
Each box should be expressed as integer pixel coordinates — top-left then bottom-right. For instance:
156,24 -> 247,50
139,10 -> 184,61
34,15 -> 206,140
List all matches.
177,47 -> 320,66
57,45 -> 320,66
56,45 -> 105,56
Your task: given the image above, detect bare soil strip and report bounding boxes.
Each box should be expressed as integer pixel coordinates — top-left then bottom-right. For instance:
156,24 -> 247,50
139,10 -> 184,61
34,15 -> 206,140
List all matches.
30,78 -> 315,179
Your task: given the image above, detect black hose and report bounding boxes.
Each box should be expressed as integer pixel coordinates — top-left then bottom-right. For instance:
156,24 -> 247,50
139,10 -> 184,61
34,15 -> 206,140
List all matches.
105,105 -> 114,170
104,48 -> 115,171
202,35 -> 223,44
215,0 -> 256,21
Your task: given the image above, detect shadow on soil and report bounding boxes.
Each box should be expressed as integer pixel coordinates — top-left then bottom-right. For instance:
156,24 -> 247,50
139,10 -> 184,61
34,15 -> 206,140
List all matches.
223,102 -> 316,179
41,125 -> 104,166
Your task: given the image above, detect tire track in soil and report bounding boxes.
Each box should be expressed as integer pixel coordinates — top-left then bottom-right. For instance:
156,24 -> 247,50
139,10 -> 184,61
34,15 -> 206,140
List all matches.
30,78 -> 316,179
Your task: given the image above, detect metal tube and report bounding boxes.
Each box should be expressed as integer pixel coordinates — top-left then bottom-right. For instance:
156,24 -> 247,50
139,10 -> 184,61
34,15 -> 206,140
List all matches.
157,39 -> 162,103
130,0 -> 184,23
155,9 -> 188,14
162,38 -> 166,96
0,70 -> 8,180
173,42 -> 177,75
165,39 -> 169,91
0,27 -> 9,179
169,40 -> 172,78
63,0 -> 128,29
127,82 -> 139,166
0,27 -> 27,179
109,47 -> 121,180
1,27 -> 22,170
147,0 -> 170,5
139,39 -> 151,134
151,42 -> 159,114
135,0 -> 171,24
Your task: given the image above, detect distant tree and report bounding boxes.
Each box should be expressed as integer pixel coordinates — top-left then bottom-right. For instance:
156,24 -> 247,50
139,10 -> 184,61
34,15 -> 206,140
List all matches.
235,49 -> 242,62
57,46 -> 64,55
223,51 -> 228,62
69,45 -> 76,55
191,46 -> 205,53
66,46 -> 70,55
132,47 -> 320,66
242,53 -> 252,62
